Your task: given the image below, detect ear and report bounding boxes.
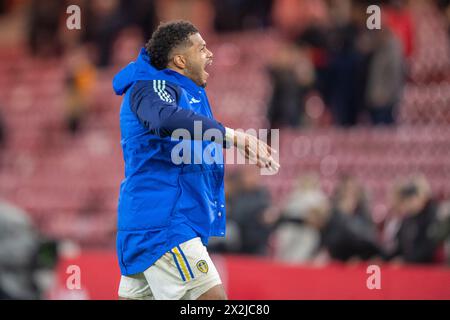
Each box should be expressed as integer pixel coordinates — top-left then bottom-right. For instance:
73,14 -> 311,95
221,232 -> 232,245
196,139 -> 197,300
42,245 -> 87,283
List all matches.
173,54 -> 186,70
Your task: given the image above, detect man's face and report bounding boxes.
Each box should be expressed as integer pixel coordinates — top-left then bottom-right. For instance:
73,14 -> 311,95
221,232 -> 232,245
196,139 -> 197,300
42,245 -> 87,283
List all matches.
183,33 -> 213,87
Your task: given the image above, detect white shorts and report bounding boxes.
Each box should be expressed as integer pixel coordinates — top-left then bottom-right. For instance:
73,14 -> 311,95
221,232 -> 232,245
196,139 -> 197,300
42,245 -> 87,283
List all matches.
118,237 -> 222,300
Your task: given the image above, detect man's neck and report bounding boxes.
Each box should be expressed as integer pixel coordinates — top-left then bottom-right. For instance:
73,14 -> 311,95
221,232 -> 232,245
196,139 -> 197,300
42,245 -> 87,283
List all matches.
166,66 -> 203,88
167,65 -> 187,78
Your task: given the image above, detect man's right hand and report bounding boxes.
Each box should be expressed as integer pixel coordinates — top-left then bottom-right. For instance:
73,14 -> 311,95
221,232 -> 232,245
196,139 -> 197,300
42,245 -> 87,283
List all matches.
226,127 -> 280,172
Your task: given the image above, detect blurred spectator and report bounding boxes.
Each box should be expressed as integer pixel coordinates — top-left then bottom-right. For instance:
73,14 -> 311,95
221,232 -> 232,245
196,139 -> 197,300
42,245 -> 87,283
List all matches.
429,200 -> 450,264
230,168 -> 272,255
296,22 -> 329,107
111,26 -> 144,67
365,26 -> 405,125
384,0 -> 415,59
213,0 -> 273,32
321,175 -> 383,261
0,108 -> 5,149
437,0 -> 450,38
291,0 -> 407,126
272,174 -> 331,263
119,0 -> 157,41
266,43 -> 315,129
385,176 -> 442,263
64,47 -> 96,134
83,0 -> 126,67
272,0 -> 329,40
321,0 -> 365,126
0,107 -> 6,172
209,171 -> 243,253
380,180 -> 405,257
27,0 -> 65,57
433,200 -> 450,264
0,200 -> 40,299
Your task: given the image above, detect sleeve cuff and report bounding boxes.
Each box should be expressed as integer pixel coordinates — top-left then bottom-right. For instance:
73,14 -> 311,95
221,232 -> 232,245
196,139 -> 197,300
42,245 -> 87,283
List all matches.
223,127 -> 235,149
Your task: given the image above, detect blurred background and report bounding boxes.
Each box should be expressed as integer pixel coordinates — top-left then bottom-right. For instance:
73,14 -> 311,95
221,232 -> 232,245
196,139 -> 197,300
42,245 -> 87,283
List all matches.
0,0 -> 450,299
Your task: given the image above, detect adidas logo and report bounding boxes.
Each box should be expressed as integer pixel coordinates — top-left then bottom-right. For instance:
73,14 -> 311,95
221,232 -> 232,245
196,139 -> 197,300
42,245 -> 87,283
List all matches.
189,97 -> 201,104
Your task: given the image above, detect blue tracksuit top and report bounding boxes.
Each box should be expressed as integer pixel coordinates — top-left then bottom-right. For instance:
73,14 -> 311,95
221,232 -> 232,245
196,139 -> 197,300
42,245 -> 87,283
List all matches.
112,48 -> 226,276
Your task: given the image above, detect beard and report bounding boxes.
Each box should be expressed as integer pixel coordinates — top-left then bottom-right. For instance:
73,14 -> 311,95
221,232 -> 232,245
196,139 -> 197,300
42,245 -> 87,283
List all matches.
185,61 -> 208,87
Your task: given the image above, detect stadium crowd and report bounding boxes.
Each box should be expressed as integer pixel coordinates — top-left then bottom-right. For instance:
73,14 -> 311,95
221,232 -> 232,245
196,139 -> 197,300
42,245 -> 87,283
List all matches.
210,169 -> 450,266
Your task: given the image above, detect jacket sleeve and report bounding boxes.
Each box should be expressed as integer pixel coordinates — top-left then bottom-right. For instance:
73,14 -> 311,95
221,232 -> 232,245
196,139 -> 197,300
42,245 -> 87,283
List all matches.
130,80 -> 226,141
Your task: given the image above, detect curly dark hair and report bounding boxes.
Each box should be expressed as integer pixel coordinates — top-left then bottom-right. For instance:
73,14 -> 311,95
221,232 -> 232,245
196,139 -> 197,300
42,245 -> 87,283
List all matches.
145,21 -> 198,70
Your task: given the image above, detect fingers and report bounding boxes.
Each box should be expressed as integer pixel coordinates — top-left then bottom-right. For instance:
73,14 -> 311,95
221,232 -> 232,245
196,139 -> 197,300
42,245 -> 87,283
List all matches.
254,138 -> 278,167
247,136 -> 280,172
235,131 -> 280,172
267,157 -> 280,171
263,156 -> 280,172
247,150 -> 280,171
258,139 -> 277,155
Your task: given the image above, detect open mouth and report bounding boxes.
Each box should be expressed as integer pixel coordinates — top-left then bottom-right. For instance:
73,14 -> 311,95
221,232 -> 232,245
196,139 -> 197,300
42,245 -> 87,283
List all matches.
204,59 -> 213,77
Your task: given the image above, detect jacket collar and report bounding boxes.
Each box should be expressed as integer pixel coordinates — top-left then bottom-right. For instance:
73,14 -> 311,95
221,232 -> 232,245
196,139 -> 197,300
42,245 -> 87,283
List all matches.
159,69 -> 204,97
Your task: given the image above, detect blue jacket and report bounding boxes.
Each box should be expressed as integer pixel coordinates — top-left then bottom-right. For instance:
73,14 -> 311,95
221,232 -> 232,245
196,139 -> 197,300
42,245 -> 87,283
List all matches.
113,48 -> 226,276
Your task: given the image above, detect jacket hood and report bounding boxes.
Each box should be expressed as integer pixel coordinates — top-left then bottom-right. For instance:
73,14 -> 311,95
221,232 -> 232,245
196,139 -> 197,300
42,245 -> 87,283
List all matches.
112,48 -> 158,96
113,47 -> 204,97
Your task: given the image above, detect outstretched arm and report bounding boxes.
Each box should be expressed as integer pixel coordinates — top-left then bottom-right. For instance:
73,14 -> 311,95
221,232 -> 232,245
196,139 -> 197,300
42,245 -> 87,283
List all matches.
131,80 -> 279,171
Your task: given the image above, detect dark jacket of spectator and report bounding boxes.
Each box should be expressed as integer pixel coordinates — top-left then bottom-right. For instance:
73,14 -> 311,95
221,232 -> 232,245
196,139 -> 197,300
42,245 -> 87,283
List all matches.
365,29 -> 404,125
391,199 -> 440,263
230,169 -> 272,255
232,187 -> 272,255
321,176 -> 384,261
321,207 -> 384,261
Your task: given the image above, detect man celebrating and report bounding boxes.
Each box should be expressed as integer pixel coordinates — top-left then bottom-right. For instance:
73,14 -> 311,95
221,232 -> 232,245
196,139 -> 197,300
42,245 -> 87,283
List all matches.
112,20 -> 279,300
